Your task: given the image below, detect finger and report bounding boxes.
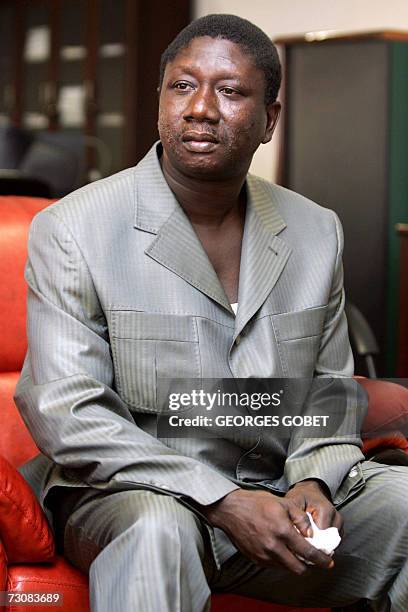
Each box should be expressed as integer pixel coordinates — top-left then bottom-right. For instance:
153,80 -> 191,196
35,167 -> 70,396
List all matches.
310,504 -> 333,530
287,502 -> 313,537
332,511 -> 344,537
287,529 -> 334,569
266,541 -> 309,575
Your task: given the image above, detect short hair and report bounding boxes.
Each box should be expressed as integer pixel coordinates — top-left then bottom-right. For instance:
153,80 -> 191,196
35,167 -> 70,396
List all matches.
159,14 -> 281,105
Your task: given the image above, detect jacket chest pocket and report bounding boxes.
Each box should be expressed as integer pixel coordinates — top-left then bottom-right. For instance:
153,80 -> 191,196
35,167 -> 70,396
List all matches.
110,311 -> 201,412
271,306 -> 327,377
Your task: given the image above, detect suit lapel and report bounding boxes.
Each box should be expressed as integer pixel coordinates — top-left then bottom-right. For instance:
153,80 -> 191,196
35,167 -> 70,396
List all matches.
134,143 -> 231,311
234,175 -> 292,338
146,206 -> 231,311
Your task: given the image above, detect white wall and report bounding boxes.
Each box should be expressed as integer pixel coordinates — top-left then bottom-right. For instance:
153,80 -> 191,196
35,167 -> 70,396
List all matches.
193,0 -> 408,181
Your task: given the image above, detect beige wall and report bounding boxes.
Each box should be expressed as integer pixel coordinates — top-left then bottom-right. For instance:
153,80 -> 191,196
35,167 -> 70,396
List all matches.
193,0 -> 408,181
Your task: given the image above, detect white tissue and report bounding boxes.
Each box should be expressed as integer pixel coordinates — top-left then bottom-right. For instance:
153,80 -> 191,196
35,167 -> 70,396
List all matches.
297,512 -> 341,565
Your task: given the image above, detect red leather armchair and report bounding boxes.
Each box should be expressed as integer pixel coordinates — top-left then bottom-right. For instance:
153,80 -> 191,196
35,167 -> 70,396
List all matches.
0,195 -> 406,611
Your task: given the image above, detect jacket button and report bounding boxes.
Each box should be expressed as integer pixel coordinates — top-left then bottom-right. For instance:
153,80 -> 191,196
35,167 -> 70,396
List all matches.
248,452 -> 262,460
349,468 -> 358,478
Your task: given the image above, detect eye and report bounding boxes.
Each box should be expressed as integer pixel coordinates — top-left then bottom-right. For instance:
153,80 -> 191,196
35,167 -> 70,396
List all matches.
173,81 -> 194,91
219,87 -> 239,96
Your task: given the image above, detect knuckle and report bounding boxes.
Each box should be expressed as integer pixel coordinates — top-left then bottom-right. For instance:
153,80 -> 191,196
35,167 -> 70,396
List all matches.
264,537 -> 279,554
275,525 -> 290,539
295,517 -> 309,530
277,518 -> 294,536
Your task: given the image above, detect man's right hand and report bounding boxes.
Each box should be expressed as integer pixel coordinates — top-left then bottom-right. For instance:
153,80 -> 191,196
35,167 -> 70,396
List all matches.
200,489 -> 335,575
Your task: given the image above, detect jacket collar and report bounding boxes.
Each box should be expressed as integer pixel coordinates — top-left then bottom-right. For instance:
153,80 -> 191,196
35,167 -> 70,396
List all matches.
133,142 -> 179,234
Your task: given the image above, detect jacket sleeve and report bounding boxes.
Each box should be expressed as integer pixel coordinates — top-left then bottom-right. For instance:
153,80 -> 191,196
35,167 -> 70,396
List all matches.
283,211 -> 367,500
14,208 -> 238,506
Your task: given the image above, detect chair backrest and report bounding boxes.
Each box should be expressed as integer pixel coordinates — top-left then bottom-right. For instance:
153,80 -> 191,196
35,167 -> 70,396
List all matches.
20,137 -> 82,198
0,126 -> 32,170
0,196 -> 53,372
0,196 -> 53,466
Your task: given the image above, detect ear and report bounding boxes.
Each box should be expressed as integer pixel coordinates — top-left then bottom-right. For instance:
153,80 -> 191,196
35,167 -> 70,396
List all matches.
262,101 -> 281,144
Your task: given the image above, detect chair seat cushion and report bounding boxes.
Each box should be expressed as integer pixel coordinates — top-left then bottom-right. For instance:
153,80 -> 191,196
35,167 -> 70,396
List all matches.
7,556 -> 89,612
0,455 -> 54,563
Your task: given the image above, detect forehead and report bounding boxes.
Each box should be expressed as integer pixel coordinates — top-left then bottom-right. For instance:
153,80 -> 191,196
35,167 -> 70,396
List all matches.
165,35 -> 261,81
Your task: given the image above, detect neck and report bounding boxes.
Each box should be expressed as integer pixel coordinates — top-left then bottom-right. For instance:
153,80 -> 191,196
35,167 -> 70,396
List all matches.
161,152 -> 247,227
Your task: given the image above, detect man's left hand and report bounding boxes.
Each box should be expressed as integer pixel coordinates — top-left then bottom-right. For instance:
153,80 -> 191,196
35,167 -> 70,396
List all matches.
285,479 -> 344,536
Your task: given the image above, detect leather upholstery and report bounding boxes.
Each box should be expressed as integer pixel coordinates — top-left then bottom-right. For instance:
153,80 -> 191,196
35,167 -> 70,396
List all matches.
7,557 -> 89,612
0,197 -> 52,373
0,373 -> 38,468
0,540 -> 7,591
0,456 -> 54,563
360,378 -> 408,453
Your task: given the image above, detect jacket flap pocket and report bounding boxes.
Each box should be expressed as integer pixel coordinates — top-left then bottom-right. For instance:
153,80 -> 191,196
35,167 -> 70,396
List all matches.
111,311 -> 197,342
272,306 -> 326,341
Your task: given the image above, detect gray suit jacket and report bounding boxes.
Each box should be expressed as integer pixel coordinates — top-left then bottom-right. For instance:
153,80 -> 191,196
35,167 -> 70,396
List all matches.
15,142 -> 366,562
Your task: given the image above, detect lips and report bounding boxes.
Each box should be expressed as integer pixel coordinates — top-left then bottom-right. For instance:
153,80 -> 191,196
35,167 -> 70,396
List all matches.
181,131 -> 219,153
182,131 -> 218,143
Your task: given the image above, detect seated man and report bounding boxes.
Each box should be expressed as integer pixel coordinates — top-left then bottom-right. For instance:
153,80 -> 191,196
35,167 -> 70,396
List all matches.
15,13 -> 408,612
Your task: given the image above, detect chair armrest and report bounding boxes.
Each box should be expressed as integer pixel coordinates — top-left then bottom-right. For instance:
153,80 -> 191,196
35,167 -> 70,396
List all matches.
358,378 -> 408,456
0,456 -> 54,563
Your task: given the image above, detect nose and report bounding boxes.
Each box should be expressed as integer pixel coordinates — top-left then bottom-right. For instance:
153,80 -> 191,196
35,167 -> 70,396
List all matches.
183,85 -> 220,123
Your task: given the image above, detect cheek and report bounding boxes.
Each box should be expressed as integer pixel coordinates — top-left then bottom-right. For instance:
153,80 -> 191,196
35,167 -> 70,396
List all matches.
158,105 -> 169,127
158,103 -> 183,135
222,104 -> 266,140
158,108 -> 174,140
244,117 -> 268,148
227,119 -> 264,148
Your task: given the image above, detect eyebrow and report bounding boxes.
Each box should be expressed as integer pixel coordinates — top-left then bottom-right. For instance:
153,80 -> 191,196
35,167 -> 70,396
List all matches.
169,64 -> 242,79
167,66 -> 245,83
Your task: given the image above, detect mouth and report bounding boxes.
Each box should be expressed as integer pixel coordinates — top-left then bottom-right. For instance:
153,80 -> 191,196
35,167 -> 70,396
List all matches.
181,131 -> 219,153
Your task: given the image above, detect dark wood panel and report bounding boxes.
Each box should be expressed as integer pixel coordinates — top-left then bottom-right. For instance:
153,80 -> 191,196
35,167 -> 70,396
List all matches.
283,40 -> 389,374
130,0 -> 191,164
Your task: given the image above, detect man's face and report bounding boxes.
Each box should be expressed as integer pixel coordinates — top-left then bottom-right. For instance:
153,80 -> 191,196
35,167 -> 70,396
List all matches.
158,36 -> 280,180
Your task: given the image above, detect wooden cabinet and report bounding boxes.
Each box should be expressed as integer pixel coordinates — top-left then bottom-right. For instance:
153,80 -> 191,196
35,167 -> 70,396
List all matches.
0,0 -> 190,178
277,31 -> 408,375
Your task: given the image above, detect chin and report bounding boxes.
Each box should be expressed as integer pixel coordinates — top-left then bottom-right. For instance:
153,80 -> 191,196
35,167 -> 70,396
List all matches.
183,161 -> 236,181
175,150 -> 241,180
